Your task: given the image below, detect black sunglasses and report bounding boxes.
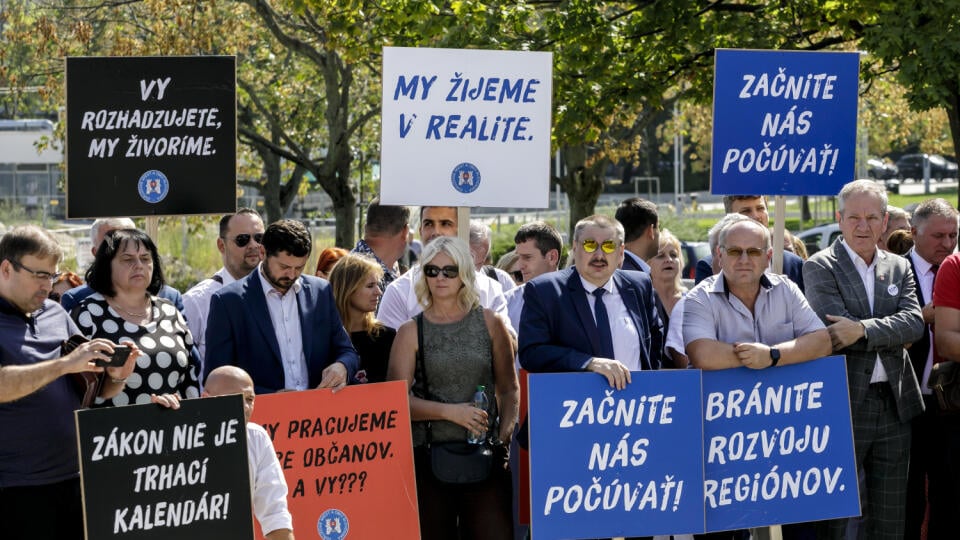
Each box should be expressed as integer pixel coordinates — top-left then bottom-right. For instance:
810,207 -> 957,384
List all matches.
227,233 -> 263,247
423,265 -> 459,279
511,270 -> 523,283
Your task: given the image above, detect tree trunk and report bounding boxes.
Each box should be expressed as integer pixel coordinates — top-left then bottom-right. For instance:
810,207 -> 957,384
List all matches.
555,145 -> 606,240
801,196 -> 811,223
312,144 -> 356,248
258,145 -> 283,223
946,86 -> 960,210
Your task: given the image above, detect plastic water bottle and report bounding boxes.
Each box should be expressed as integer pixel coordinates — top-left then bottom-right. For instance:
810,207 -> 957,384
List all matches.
468,385 -> 489,444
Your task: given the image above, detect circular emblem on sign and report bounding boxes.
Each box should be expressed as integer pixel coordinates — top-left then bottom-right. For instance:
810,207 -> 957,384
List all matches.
138,170 -> 169,204
317,508 -> 349,540
450,162 -> 481,194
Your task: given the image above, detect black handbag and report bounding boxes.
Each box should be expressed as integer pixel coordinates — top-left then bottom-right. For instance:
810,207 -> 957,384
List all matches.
415,314 -> 493,484
928,361 -> 960,412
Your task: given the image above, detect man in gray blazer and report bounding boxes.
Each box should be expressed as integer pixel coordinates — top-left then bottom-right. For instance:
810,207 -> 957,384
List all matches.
803,179 -> 925,539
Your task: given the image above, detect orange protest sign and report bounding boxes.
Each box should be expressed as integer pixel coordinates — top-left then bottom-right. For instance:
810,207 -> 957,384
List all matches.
250,381 -> 420,540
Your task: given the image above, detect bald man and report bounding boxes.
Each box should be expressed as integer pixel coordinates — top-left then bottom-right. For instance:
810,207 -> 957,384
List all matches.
152,366 -> 294,540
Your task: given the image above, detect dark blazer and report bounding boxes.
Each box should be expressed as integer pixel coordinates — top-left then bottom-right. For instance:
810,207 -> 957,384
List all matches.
519,267 -> 663,373
905,252 -> 932,384
696,251 -> 806,292
621,250 -> 651,273
203,271 -> 359,394
803,240 -> 925,423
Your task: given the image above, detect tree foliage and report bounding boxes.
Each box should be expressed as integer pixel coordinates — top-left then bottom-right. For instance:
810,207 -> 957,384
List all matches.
3,0 -> 958,243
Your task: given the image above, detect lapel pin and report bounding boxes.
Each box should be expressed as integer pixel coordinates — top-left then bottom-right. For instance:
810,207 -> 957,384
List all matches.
887,283 -> 898,296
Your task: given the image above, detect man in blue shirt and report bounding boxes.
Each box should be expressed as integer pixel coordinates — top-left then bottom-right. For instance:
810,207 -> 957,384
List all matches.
0,225 -> 135,539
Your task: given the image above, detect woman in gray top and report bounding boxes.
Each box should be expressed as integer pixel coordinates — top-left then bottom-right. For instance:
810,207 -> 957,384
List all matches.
389,236 -> 519,540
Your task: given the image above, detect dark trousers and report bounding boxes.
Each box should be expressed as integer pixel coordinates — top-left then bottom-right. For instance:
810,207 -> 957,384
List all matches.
822,383 -> 912,539
911,405 -> 960,540
0,477 -> 84,540
415,446 -> 514,540
904,395 -> 936,540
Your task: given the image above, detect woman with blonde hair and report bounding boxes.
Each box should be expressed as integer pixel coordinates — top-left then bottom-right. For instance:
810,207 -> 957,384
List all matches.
648,229 -> 686,316
647,229 -> 688,368
388,236 -> 518,540
328,253 -> 395,384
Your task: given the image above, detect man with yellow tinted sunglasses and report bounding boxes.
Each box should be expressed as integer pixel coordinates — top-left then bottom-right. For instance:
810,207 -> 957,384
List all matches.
519,214 -> 664,390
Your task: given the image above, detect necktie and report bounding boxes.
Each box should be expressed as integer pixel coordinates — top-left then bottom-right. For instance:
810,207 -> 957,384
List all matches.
592,288 -> 615,359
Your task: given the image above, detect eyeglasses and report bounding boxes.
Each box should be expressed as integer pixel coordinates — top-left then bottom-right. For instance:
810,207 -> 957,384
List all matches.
511,270 -> 523,283
581,239 -> 618,254
8,259 -> 62,283
227,233 -> 264,247
423,265 -> 459,279
723,247 -> 766,259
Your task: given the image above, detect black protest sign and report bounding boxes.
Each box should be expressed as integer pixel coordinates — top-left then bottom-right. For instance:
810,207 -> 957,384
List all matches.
75,395 -> 253,540
66,56 -> 236,218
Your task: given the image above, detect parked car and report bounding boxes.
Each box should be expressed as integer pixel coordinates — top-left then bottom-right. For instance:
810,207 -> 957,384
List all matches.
895,153 -> 958,181
867,157 -> 899,180
796,223 -> 841,255
680,241 -> 711,280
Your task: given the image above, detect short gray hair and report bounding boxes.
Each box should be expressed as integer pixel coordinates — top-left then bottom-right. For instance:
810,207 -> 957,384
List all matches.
90,218 -> 135,244
718,218 -> 771,251
469,222 -> 492,249
838,180 -> 888,216
910,199 -> 956,230
573,215 -> 625,244
708,213 -> 753,253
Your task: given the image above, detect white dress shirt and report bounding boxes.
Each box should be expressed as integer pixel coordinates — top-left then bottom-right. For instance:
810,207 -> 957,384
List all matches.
182,267 -> 238,366
909,248 -> 937,394
840,240 -> 887,383
377,264 -> 513,333
257,267 -> 309,390
247,423 -> 293,536
580,275 -> 642,370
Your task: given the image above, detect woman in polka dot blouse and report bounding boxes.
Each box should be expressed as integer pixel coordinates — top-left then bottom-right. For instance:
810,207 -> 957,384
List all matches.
71,228 -> 200,407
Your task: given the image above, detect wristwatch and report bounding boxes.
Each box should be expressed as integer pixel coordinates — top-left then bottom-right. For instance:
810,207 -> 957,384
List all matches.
769,348 -> 781,367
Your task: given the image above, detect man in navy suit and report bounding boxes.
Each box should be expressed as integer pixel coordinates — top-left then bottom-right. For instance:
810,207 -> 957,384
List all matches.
615,197 -> 659,273
902,198 -> 959,539
520,214 -> 663,389
695,195 -> 805,291
203,219 -> 358,394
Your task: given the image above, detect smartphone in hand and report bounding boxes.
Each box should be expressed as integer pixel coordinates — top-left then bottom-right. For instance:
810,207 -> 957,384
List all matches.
95,345 -> 132,368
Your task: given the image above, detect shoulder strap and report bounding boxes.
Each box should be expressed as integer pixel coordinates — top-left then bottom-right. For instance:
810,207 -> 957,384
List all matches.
416,313 -> 427,389
414,313 -> 436,445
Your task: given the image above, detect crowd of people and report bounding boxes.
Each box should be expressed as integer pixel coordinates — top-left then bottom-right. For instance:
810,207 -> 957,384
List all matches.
2,180 -> 957,540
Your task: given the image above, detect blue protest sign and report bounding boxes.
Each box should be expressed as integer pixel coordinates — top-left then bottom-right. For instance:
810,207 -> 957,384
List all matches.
701,356 -> 860,531
710,49 -> 859,196
528,371 -> 704,539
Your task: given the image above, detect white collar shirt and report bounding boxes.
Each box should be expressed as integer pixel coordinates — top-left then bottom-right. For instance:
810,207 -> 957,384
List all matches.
257,265 -> 308,390
579,275 -> 641,370
840,239 -> 887,383
909,248 -> 936,394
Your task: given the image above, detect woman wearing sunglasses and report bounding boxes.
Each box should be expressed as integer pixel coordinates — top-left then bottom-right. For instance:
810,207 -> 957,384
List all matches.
328,253 -> 395,384
388,236 -> 519,540
71,229 -> 201,407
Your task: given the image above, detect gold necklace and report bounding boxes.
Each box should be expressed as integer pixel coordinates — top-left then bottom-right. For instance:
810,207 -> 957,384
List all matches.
109,297 -> 151,319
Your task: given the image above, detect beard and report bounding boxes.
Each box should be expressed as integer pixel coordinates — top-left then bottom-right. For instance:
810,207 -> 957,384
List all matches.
262,263 -> 295,292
